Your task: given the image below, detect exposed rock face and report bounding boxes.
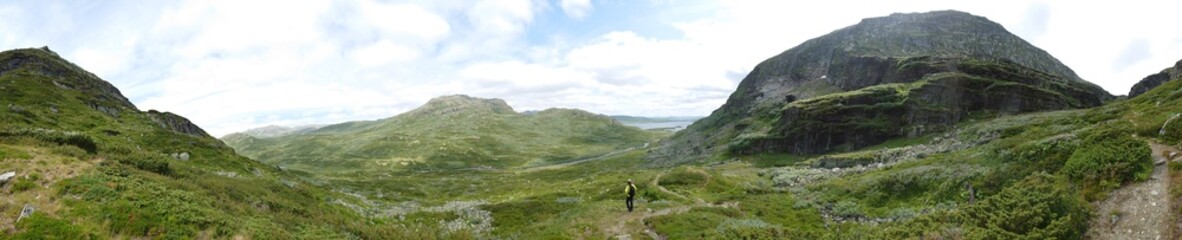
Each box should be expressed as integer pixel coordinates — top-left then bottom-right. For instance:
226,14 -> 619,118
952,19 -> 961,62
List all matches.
1130,59 -> 1182,98
147,110 -> 213,138
649,11 -> 1112,164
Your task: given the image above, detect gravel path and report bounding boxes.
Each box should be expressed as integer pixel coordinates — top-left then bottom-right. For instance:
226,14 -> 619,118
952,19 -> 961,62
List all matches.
1085,142 -> 1174,240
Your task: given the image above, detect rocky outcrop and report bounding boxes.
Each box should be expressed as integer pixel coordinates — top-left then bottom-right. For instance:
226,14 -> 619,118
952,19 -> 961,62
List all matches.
648,11 -> 1113,164
146,110 -> 213,138
1130,59 -> 1182,98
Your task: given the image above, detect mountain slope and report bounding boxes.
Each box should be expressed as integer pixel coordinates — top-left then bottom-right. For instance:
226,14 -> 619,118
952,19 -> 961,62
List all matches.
0,47 -> 418,238
1129,59 -> 1182,98
649,10 -> 1113,164
222,95 -> 656,172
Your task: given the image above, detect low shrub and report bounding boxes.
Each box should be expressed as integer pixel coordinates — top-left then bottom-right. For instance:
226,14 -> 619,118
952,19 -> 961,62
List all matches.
113,152 -> 172,176
0,128 -> 97,153
1062,123 -> 1152,191
13,212 -> 93,239
957,174 -> 1087,240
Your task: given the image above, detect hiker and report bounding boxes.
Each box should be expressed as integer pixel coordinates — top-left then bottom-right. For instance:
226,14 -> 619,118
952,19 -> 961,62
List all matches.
625,179 -> 637,212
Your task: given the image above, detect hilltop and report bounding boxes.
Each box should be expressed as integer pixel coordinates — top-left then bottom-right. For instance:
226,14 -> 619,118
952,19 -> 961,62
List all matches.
222,95 -> 657,172
0,47 -> 435,238
650,10 -> 1113,164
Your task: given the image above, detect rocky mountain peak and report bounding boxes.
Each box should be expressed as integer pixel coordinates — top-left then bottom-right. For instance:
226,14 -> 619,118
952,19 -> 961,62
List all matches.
648,10 -> 1113,164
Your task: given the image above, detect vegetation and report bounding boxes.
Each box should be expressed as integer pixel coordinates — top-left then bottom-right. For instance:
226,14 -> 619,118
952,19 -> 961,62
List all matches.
2,30 -> 1181,239
223,96 -> 657,174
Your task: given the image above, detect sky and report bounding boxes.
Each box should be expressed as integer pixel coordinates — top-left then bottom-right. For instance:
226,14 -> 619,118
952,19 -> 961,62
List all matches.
2,0 -> 1180,136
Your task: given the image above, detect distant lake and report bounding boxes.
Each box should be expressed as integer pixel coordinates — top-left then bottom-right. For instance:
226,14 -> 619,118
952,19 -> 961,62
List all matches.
623,121 -> 696,131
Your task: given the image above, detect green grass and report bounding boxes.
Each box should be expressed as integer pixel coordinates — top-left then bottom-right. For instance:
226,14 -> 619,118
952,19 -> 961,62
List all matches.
224,101 -> 658,173
3,45 -> 1181,239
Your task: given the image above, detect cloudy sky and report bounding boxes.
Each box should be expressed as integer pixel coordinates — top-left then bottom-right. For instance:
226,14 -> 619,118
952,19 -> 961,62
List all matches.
2,0 -> 1180,136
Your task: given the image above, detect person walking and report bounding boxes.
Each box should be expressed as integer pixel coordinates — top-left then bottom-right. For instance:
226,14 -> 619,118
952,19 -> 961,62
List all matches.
625,179 -> 637,212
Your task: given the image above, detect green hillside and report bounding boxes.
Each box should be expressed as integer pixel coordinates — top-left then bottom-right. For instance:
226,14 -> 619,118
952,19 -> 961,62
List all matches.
6,9 -> 1182,240
222,95 -> 657,173
0,47 -> 451,238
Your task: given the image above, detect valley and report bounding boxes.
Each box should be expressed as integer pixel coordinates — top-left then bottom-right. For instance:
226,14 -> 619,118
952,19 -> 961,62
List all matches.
2,9 -> 1182,240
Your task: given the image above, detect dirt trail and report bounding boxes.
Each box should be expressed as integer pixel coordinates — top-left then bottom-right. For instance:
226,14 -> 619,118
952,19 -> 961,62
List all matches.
1085,142 -> 1175,240
609,173 -> 737,240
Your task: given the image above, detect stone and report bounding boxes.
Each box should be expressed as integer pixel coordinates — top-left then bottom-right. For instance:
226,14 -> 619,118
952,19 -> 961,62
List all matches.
0,171 -> 14,184
171,152 -> 190,161
17,204 -> 34,222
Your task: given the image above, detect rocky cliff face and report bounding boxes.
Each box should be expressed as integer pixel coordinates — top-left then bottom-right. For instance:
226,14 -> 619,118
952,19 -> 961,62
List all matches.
1130,60 -> 1182,98
146,110 -> 213,138
649,11 -> 1113,164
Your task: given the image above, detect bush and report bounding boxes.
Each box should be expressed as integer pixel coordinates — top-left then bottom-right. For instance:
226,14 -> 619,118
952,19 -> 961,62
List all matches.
13,212 -> 93,239
1062,124 -> 1152,185
957,174 -> 1087,240
0,128 -> 98,153
114,153 -> 172,176
833,201 -> 863,218
660,167 -> 709,187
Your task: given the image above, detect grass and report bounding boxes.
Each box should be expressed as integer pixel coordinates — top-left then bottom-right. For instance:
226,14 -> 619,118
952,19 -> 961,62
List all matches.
224,102 -> 658,173
3,45 -> 1180,239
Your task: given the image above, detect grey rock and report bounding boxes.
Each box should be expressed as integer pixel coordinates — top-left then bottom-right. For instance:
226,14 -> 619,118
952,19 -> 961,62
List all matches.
17,204 -> 34,222
0,171 -> 14,184
146,110 -> 213,138
171,152 -> 191,161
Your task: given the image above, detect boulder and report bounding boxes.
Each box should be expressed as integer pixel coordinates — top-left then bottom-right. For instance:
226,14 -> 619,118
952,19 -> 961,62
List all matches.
171,152 -> 190,161
0,171 -> 14,185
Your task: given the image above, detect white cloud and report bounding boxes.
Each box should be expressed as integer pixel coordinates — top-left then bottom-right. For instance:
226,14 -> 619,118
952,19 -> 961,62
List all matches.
357,2 -> 451,42
560,0 -> 593,19
351,40 -> 421,66
4,0 -> 1182,137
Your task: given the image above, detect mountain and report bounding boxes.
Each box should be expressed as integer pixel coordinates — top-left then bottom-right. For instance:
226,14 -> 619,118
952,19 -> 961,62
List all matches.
230,124 -> 324,139
0,47 -> 408,238
222,94 -> 656,172
649,10 -> 1113,164
610,115 -> 703,124
1129,59 -> 1182,98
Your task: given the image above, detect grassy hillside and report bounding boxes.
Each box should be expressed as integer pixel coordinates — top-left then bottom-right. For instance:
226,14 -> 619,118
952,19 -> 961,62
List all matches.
325,72 -> 1172,239
223,95 -> 658,173
0,47 -> 456,238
